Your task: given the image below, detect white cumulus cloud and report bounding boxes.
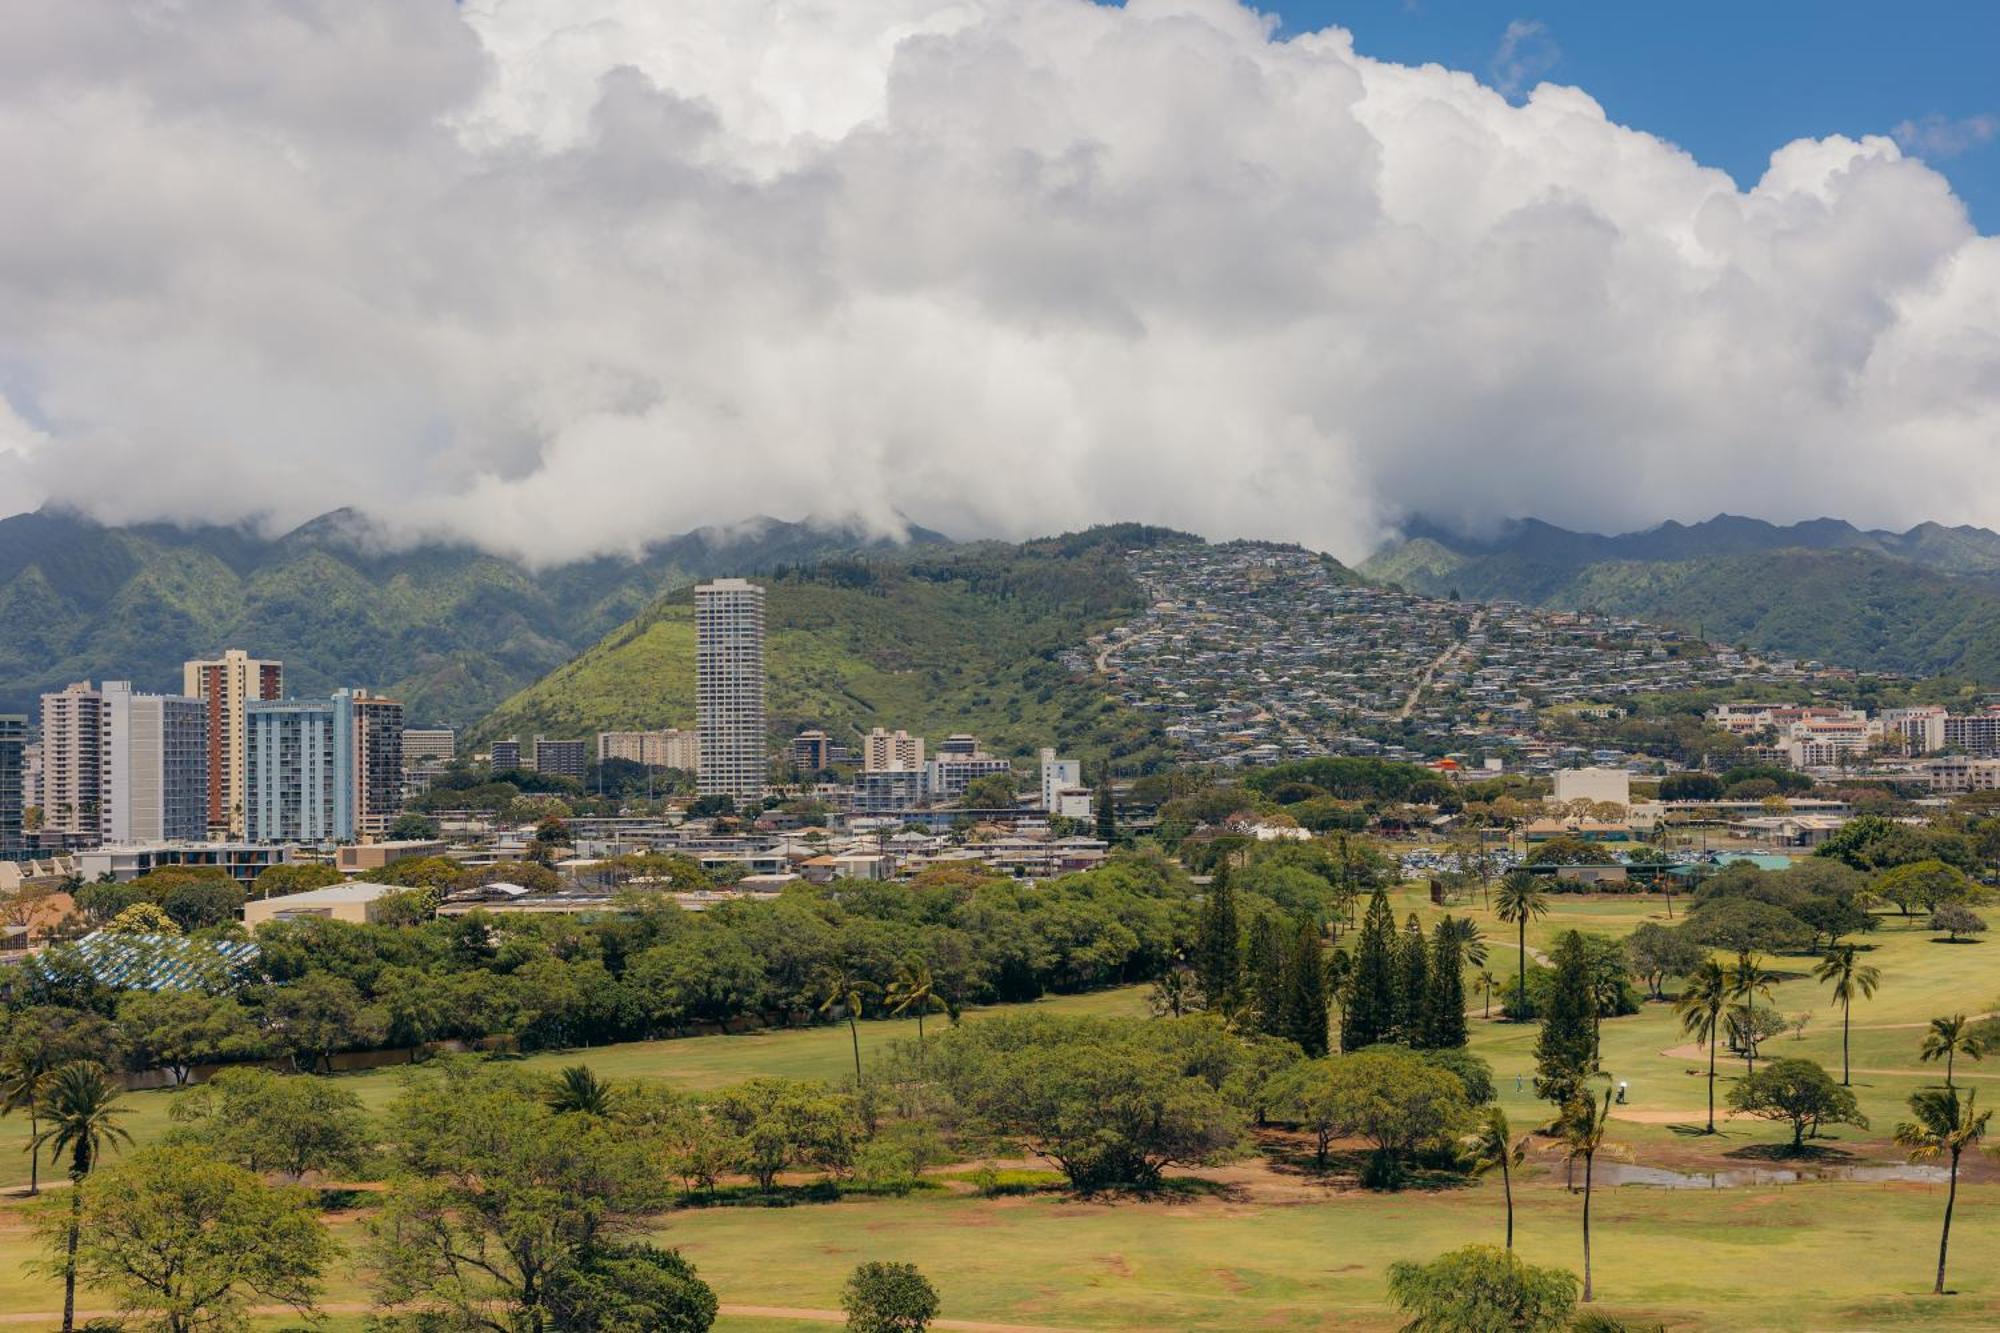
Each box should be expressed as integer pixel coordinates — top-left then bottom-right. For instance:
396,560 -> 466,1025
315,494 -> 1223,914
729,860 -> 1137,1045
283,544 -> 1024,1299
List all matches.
0,0 -> 1995,564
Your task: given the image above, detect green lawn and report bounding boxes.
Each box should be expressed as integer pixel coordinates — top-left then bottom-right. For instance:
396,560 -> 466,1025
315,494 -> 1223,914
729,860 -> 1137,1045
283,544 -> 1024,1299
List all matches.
8,892 -> 2000,1328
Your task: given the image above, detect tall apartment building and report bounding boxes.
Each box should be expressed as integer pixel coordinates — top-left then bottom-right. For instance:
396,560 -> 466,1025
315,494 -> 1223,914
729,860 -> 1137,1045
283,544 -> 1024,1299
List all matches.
0,715 -> 24,860
401,729 -> 455,766
102,681 -> 207,843
862,728 -> 925,771
490,739 -> 523,770
531,737 -> 587,782
790,729 -> 834,773
599,729 -> 700,770
1945,712 -> 2000,758
245,698 -> 350,843
39,681 -> 109,840
926,752 -> 1013,800
245,691 -> 405,843
184,650 -> 282,835
1881,706 -> 1949,755
696,579 -> 767,801
351,692 -> 405,839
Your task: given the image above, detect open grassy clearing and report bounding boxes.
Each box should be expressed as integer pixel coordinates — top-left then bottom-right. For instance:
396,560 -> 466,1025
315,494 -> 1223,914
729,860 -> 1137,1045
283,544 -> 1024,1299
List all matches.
4,890 -> 1998,1327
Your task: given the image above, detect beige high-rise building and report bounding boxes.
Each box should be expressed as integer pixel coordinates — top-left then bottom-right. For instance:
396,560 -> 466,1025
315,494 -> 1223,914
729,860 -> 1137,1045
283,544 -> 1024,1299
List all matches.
862,727 -> 925,772
39,681 -> 109,840
695,579 -> 766,801
598,729 -> 700,770
184,650 -> 282,836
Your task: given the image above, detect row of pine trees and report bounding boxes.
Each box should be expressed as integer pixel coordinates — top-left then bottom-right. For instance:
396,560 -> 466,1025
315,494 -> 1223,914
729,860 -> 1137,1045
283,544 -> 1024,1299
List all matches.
1187,870 -> 1471,1059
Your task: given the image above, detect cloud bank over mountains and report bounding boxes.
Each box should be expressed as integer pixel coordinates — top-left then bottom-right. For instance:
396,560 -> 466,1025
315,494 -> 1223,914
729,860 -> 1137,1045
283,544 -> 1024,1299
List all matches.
1,0 -> 1995,564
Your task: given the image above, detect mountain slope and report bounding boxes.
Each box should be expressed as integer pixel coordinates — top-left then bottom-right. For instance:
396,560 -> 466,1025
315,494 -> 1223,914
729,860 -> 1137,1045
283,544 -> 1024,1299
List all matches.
1363,515 -> 2000,682
0,508 -> 944,725
471,527 -> 1183,764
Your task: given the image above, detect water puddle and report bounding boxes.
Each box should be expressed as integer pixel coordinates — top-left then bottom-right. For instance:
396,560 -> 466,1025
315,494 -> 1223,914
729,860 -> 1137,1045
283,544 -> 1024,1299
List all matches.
1589,1162 -> 1947,1189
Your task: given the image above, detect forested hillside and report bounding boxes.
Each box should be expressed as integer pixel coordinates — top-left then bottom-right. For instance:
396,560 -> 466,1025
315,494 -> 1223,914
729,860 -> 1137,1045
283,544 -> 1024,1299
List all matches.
1363,516 -> 2000,682
0,508 -> 942,725
471,527 -> 1180,765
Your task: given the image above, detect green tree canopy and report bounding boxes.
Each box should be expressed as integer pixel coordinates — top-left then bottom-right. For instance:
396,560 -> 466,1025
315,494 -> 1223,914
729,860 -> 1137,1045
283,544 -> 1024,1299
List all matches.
50,1146 -> 335,1333
1727,1057 -> 1867,1151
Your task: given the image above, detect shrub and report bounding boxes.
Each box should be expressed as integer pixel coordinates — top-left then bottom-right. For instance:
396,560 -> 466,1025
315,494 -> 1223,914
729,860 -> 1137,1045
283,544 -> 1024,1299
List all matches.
843,1261 -> 940,1333
1930,905 -> 1988,942
1386,1244 -> 1578,1332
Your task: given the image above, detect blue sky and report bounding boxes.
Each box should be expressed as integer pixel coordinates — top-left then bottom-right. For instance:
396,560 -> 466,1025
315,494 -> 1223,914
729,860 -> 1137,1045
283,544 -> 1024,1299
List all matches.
1271,1 -> 2000,231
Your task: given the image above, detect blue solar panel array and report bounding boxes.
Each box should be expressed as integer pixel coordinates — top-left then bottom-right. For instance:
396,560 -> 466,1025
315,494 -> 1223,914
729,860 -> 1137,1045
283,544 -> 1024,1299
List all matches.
62,930 -> 263,993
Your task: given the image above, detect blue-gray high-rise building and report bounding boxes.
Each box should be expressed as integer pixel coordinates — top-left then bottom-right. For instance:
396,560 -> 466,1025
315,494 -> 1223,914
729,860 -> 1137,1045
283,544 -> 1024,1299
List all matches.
245,695 -> 355,843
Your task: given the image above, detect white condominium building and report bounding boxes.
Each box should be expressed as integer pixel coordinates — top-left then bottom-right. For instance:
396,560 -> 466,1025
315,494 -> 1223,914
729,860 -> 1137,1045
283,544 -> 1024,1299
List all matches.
863,727 -> 925,771
695,579 -> 767,801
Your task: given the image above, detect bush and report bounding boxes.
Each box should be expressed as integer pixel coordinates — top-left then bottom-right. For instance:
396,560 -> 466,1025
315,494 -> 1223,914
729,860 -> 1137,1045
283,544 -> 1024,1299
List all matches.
1930,905 -> 1988,942
1386,1244 -> 1578,1332
843,1261 -> 940,1333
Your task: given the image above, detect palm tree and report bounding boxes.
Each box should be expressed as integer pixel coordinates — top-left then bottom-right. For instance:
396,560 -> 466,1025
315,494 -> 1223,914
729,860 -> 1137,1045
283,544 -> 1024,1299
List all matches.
546,1064 -> 616,1116
32,1062 -> 131,1333
1466,1106 -> 1528,1250
1438,916 -> 1489,968
1476,969 -> 1501,1019
1494,872 -> 1550,1018
885,960 -> 948,1050
1896,1087 -> 1992,1295
1560,1086 -> 1615,1304
0,1044 -> 53,1196
1675,959 -> 1729,1133
817,965 -> 876,1086
1726,951 -> 1777,1075
1920,1014 -> 1987,1090
1812,946 -> 1880,1087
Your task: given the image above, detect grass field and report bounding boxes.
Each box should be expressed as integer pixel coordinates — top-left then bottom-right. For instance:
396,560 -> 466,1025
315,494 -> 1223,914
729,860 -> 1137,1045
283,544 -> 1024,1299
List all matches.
5,887 -> 2000,1328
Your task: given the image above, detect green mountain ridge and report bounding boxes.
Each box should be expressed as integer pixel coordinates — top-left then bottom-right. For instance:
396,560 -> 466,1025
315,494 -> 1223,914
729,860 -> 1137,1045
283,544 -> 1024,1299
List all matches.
469,526 -> 1194,766
0,508 -> 946,726
1363,516 -> 2000,683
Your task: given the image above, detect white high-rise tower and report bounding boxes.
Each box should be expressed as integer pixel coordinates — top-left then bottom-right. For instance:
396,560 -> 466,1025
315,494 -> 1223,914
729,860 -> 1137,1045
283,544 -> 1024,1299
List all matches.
695,579 -> 767,802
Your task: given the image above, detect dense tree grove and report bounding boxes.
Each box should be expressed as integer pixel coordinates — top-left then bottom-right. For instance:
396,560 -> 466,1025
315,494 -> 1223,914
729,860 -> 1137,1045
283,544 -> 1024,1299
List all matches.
3,857 -> 1207,1072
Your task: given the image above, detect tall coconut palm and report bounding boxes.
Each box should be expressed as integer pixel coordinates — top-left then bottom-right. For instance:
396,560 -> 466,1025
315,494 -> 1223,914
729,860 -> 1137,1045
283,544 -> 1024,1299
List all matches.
0,1044 -> 53,1196
1494,872 -> 1550,1018
1726,951 -> 1778,1075
31,1062 -> 131,1333
1675,959 -> 1729,1134
546,1064 -> 616,1117
1812,946 -> 1881,1087
1896,1087 -> 1992,1295
1466,1106 -> 1528,1250
885,960 -> 947,1050
1476,970 -> 1501,1020
1560,1086 -> 1615,1304
817,965 -> 876,1086
1920,1014 -> 1987,1090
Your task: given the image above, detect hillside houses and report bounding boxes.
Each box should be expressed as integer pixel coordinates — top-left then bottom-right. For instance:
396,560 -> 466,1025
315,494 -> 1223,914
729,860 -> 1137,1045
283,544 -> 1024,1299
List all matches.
1096,542 -> 1822,769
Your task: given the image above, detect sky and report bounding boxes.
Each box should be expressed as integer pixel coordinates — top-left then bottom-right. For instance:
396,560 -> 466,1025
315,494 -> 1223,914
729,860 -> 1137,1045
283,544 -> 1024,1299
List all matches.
1297,2 -> 2000,230
1,0 -> 1997,565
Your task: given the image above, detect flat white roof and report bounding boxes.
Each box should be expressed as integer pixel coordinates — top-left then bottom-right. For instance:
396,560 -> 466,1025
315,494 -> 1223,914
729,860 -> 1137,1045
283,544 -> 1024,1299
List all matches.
257,881 -> 404,906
